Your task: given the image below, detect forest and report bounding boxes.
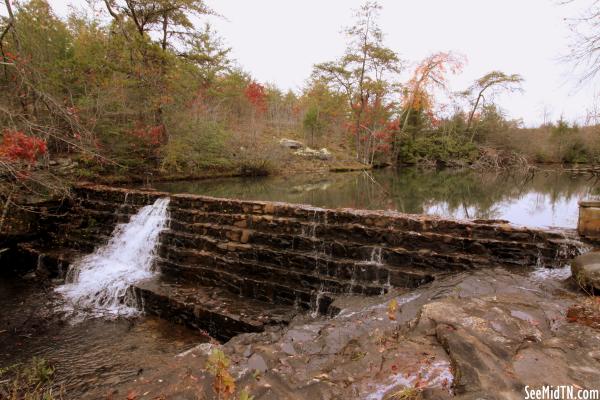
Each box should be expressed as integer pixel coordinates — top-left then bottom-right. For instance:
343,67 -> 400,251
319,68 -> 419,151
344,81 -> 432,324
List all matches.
1,0 -> 599,202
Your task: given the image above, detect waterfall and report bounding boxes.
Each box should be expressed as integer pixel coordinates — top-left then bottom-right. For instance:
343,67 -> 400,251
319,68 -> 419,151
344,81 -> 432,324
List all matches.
57,197 -> 170,317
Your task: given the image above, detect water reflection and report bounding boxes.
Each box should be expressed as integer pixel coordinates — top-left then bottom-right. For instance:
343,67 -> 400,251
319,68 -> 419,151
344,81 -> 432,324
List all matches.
153,168 -> 600,229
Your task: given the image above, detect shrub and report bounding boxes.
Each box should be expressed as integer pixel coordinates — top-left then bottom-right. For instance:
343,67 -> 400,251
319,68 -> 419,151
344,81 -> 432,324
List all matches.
161,119 -> 232,173
238,159 -> 272,176
398,134 -> 478,165
562,139 -> 589,163
0,357 -> 61,400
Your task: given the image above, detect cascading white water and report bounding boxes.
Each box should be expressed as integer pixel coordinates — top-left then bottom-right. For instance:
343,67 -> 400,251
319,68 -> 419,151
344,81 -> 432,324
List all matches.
56,197 -> 170,317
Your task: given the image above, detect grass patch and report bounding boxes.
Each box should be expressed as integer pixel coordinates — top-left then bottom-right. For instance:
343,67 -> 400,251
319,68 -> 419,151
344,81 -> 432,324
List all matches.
0,357 -> 63,400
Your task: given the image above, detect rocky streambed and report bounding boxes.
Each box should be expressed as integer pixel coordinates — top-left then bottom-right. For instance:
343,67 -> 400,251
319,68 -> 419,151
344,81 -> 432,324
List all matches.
120,266 -> 600,400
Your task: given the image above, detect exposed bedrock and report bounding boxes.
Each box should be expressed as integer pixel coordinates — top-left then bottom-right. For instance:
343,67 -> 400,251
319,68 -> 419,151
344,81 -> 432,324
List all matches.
119,268 -> 600,399
17,183 -> 585,339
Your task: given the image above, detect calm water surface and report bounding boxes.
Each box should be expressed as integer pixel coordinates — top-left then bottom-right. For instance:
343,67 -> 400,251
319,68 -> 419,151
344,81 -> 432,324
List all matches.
153,167 -> 600,229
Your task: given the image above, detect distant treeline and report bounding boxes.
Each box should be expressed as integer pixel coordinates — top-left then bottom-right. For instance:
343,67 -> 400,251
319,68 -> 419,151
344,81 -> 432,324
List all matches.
0,0 -> 598,190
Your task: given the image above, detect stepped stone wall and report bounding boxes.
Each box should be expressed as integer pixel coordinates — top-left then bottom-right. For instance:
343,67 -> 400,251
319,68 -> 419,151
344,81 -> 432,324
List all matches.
68,184 -> 581,313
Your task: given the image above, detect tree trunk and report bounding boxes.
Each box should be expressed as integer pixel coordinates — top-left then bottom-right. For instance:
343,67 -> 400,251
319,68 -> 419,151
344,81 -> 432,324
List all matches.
467,91 -> 483,142
0,189 -> 14,235
3,0 -> 20,52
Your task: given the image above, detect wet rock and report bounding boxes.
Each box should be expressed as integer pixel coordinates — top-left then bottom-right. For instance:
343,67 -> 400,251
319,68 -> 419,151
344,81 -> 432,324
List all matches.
247,353 -> 269,373
571,251 -> 600,291
122,268 -> 600,400
280,342 -> 295,355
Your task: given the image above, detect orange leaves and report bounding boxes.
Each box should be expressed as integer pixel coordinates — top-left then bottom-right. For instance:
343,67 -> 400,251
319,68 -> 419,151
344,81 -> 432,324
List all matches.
403,51 -> 466,113
206,348 -> 236,399
412,52 -> 465,87
244,82 -> 268,114
0,130 -> 47,164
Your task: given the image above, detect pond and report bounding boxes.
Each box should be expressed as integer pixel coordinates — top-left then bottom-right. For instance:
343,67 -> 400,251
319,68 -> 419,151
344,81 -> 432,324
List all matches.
0,276 -> 209,398
152,167 -> 600,229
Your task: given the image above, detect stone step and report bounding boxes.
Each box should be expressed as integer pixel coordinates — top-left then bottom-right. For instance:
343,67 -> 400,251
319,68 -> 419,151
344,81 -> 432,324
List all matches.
167,218 -> 557,266
159,229 -> 489,274
42,230 -> 421,308
79,199 -> 142,216
131,277 -> 299,342
168,198 -> 569,241
158,244 -> 425,296
55,232 -> 110,254
168,208 -> 575,252
77,206 -> 133,222
76,193 -> 572,244
160,232 -> 436,286
73,205 -> 556,269
73,186 -> 161,208
77,196 -> 580,265
17,240 -> 305,341
156,256 -> 335,312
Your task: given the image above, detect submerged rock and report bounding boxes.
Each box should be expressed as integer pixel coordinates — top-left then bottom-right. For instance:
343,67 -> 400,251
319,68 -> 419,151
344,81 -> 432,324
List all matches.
571,251 -> 600,291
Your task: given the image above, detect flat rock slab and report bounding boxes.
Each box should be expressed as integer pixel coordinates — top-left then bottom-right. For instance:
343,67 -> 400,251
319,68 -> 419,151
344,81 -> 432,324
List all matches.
120,267 -> 600,400
133,278 -> 299,341
571,251 -> 600,291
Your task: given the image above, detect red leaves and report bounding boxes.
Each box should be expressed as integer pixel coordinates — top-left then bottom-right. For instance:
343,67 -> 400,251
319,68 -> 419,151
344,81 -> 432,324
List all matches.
347,98 -> 397,156
126,391 -> 138,400
244,82 -> 268,114
131,123 -> 165,146
0,130 -> 47,163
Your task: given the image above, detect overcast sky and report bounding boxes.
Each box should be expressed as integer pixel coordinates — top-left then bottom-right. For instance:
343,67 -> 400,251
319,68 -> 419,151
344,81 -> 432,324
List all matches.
44,0 -> 600,125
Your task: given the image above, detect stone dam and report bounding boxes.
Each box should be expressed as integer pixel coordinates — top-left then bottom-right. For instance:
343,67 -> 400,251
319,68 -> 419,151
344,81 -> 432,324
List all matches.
14,183 -> 583,341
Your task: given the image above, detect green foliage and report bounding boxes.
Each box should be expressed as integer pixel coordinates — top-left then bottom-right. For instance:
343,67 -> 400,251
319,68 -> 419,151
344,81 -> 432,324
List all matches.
303,106 -> 325,147
398,134 -> 478,165
23,357 -> 54,385
552,118 -> 578,139
551,119 -> 589,163
313,1 -> 400,164
563,138 -> 589,163
399,107 -> 429,140
239,388 -> 255,400
463,70 -> 523,138
161,119 -> 231,173
13,0 -> 73,92
237,158 -> 272,177
0,357 -> 61,400
206,348 -> 236,399
185,23 -> 232,86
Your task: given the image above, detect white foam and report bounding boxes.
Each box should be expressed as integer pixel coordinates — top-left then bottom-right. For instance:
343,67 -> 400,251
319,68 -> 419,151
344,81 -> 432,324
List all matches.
56,197 -> 170,317
364,360 -> 453,400
530,264 -> 572,281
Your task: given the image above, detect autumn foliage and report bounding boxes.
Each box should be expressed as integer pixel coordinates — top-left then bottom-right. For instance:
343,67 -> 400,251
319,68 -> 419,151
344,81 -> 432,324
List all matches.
130,123 -> 166,146
402,52 -> 465,121
244,82 -> 268,114
0,130 -> 47,163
